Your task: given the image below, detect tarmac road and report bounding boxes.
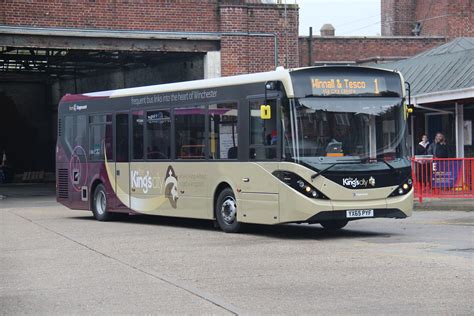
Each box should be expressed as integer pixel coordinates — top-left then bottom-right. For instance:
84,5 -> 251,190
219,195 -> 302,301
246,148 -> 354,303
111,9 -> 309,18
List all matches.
1,194 -> 473,315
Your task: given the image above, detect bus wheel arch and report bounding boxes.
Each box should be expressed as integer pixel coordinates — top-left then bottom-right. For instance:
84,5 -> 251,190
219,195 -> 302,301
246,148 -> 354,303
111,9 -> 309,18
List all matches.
213,182 -> 232,215
90,180 -> 113,221
89,179 -> 103,211
213,183 -> 242,233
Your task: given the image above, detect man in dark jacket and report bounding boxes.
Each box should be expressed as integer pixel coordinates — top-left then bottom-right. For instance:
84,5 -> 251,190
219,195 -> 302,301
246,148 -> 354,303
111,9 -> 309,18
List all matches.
428,133 -> 449,158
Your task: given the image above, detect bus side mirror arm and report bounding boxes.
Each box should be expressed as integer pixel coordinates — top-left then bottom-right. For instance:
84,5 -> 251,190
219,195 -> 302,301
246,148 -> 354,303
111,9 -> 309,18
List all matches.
405,81 -> 411,106
405,81 -> 414,114
264,81 -> 279,105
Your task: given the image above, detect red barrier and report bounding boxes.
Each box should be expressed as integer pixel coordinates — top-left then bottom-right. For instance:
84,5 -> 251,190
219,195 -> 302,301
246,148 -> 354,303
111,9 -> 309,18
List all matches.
411,157 -> 474,202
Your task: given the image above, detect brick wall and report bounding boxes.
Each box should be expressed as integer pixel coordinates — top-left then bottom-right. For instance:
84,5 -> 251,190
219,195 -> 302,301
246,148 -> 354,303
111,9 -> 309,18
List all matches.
219,2 -> 299,76
381,0 -> 416,36
381,0 -> 473,38
298,36 -> 446,66
0,0 -> 299,76
0,0 -> 220,32
416,0 -> 473,37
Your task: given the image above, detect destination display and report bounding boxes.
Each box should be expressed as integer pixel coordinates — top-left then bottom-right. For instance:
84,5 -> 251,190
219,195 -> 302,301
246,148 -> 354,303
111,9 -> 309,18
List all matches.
290,67 -> 403,98
311,75 -> 387,96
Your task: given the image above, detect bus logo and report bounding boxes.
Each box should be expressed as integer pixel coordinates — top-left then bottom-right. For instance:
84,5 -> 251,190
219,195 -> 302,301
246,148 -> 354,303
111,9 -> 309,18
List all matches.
164,166 -> 179,208
131,170 -> 153,194
342,177 -> 376,188
68,104 -> 88,112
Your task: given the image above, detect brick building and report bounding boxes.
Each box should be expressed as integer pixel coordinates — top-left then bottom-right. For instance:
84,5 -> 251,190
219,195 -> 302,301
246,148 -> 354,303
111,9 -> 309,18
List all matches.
0,0 -> 299,173
299,0 -> 473,66
1,0 -> 299,76
382,0 -> 473,37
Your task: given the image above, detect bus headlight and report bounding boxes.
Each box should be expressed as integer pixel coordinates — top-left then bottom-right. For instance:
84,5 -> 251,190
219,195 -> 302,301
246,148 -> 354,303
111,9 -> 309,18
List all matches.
273,170 -> 329,200
389,178 -> 413,197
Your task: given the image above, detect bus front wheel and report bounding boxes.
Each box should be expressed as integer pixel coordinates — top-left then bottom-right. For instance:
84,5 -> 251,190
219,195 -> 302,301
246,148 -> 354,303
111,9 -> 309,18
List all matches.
320,220 -> 348,230
215,188 -> 241,233
92,183 -> 112,221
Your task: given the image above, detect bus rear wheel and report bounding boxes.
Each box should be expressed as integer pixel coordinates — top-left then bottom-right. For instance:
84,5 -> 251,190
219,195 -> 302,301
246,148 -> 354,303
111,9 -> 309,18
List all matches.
320,220 -> 348,230
215,188 -> 241,233
92,183 -> 113,221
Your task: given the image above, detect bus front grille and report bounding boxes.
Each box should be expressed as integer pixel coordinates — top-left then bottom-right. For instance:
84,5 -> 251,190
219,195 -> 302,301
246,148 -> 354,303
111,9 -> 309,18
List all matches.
57,169 -> 69,199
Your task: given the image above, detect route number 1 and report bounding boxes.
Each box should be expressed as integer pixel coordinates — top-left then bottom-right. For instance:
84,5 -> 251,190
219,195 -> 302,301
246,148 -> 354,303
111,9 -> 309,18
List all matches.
374,78 -> 379,94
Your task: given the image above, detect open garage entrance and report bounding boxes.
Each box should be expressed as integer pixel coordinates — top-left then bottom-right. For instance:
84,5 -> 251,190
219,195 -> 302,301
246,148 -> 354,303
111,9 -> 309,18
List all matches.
0,28 -> 219,177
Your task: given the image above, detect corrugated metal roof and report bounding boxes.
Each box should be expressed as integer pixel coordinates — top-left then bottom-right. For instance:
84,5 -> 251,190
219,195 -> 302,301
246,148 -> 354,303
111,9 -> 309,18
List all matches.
376,37 -> 474,96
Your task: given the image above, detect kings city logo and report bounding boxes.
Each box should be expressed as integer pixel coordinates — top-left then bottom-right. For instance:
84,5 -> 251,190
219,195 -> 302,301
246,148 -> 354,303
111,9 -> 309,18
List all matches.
164,166 -> 178,208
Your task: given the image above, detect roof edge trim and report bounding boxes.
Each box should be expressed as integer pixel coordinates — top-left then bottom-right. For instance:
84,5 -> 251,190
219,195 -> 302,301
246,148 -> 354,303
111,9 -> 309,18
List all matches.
413,86 -> 474,105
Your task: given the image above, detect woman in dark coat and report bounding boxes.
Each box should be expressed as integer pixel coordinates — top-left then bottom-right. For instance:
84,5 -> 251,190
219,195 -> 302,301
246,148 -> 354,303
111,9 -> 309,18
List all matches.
415,134 -> 430,155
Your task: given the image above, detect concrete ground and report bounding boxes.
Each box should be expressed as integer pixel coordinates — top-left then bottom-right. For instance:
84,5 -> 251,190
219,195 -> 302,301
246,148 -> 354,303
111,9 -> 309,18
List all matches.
0,187 -> 473,314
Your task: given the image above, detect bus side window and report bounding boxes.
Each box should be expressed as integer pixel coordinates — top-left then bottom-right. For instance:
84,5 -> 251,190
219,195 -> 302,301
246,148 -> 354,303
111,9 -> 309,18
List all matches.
64,115 -> 88,156
175,105 -> 206,159
209,102 -> 238,160
116,113 -> 129,162
249,100 -> 277,160
89,114 -> 112,161
64,115 -> 74,153
146,109 -> 171,160
132,111 -> 144,160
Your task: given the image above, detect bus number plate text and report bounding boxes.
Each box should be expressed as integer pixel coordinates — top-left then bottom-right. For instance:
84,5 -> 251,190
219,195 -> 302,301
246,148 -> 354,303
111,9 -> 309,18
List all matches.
346,209 -> 374,218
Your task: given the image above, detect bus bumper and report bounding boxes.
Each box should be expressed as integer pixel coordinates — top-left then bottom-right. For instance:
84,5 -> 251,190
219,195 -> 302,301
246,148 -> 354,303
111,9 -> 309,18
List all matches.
307,208 -> 407,223
306,188 -> 413,223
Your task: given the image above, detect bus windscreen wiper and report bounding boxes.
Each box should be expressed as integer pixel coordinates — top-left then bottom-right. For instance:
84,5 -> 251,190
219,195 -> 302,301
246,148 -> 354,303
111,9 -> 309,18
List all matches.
310,160 -> 361,180
360,157 -> 398,175
311,163 -> 336,180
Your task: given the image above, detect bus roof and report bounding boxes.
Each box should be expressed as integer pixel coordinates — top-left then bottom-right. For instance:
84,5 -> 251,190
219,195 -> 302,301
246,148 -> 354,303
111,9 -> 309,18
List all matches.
60,65 -> 403,103
60,66 -> 294,103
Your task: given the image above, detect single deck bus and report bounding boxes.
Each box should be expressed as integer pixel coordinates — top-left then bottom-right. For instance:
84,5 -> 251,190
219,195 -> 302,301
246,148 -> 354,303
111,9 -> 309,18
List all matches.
56,66 -> 413,232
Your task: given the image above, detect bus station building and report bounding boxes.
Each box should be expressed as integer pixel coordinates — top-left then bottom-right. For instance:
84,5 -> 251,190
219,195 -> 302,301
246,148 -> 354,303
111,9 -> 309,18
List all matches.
378,37 -> 474,159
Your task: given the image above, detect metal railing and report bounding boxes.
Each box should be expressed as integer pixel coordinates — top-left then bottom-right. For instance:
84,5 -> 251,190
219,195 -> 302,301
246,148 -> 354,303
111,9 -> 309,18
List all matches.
411,157 -> 474,202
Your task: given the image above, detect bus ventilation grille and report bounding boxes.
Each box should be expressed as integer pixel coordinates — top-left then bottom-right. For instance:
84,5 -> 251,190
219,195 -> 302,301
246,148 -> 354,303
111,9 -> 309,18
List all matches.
57,119 -> 62,137
57,169 -> 69,199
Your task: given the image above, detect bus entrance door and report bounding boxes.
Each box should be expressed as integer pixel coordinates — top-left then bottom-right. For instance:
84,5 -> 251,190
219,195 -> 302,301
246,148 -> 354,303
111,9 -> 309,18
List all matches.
239,99 -> 280,224
114,113 -> 130,209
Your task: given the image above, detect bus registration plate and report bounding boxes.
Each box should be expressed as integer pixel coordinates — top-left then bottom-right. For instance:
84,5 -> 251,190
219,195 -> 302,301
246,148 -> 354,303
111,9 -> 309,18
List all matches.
346,209 -> 374,218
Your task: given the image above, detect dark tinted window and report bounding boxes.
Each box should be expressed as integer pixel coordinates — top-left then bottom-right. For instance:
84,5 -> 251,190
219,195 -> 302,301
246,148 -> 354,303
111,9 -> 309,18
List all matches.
146,110 -> 171,160
89,114 -> 113,161
116,113 -> 129,162
89,114 -> 112,124
175,106 -> 206,159
64,116 -> 74,152
89,124 -> 104,160
64,115 -> 87,154
132,111 -> 144,160
209,103 -> 238,159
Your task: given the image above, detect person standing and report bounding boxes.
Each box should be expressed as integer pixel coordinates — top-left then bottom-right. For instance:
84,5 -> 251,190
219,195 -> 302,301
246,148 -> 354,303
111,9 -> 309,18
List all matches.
428,133 -> 449,158
415,134 -> 430,155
